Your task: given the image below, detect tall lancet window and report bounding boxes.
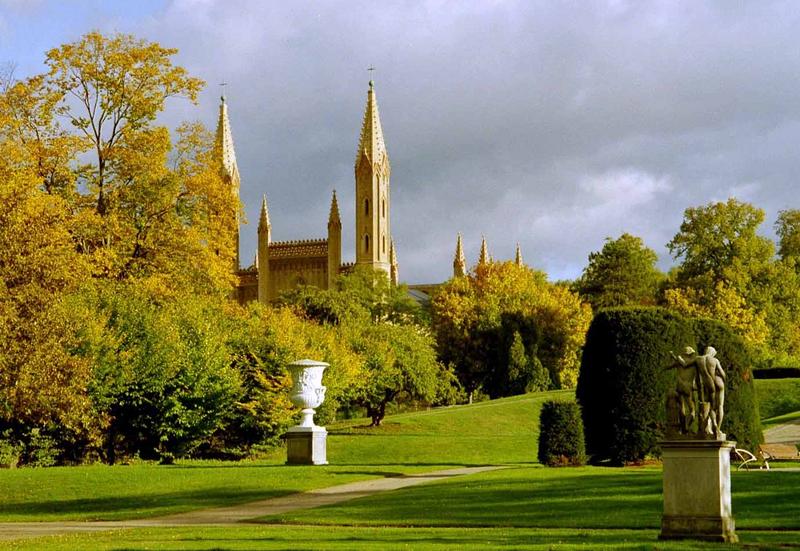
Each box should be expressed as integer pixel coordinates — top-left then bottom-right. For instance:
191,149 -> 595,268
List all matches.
382,235 -> 386,253
364,199 -> 370,216
364,234 -> 370,253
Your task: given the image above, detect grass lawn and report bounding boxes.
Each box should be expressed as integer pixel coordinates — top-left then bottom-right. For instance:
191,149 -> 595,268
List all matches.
6,525 -> 800,551
754,378 -> 800,420
266,465 -> 800,531
2,387 -> 800,550
4,465 -> 800,550
0,390 -> 570,523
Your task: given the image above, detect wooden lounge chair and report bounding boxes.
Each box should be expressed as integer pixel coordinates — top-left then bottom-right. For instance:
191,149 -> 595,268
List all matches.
760,443 -> 800,462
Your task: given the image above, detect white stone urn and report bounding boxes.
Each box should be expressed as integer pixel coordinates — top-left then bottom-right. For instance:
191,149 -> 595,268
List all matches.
287,359 -> 328,428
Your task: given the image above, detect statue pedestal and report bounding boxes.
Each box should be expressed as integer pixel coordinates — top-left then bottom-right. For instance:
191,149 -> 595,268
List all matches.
286,426 -> 328,465
659,440 -> 737,543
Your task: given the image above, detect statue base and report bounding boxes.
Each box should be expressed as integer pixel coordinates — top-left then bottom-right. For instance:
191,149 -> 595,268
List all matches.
659,439 -> 737,543
286,426 -> 328,465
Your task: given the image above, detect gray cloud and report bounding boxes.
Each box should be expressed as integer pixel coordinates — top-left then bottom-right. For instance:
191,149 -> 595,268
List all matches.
10,0 -> 800,282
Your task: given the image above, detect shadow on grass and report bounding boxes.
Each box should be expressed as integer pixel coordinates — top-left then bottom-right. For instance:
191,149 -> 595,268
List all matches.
271,469 -> 800,532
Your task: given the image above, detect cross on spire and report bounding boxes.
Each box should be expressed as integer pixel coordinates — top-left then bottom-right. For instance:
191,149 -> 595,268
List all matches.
367,65 -> 376,87
219,81 -> 228,102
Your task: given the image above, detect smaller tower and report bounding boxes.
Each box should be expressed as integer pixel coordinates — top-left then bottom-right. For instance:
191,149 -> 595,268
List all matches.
390,239 -> 398,285
327,190 -> 342,288
453,233 -> 467,277
478,235 -> 490,266
257,194 -> 271,303
515,243 -> 523,266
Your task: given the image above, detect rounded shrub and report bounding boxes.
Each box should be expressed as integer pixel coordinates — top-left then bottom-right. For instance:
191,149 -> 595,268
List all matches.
537,400 -> 586,466
577,307 -> 763,465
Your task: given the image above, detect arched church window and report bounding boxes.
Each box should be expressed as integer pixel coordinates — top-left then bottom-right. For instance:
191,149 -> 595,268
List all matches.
364,234 -> 370,253
382,234 -> 386,253
364,199 -> 370,216
382,199 -> 385,218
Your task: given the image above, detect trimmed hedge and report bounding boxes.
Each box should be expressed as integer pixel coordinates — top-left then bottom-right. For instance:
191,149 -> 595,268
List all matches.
753,367 -> 800,379
693,318 -> 762,450
537,400 -> 586,466
577,307 -> 762,464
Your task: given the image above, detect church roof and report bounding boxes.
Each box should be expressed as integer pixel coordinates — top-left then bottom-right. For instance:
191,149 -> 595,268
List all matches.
269,238 -> 328,259
216,96 -> 240,187
355,81 -> 389,168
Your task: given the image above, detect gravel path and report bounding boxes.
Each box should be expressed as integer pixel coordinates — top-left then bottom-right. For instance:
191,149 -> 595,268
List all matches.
764,418 -> 800,445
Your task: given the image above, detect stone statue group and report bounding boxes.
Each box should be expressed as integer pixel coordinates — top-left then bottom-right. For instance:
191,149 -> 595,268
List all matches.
666,346 -> 727,440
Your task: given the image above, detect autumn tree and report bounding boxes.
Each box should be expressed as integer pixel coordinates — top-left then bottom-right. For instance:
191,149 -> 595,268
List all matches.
0,32 -> 242,462
0,128 -> 96,453
2,31 -> 237,293
432,261 -> 592,398
45,31 -> 203,215
575,233 -> 663,310
776,209 -> 800,262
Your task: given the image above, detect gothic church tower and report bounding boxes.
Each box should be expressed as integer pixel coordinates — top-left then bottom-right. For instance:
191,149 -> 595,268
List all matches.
355,80 -> 392,275
216,95 -> 241,270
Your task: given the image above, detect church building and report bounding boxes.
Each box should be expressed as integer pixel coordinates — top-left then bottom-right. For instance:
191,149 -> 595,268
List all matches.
215,81 -> 398,304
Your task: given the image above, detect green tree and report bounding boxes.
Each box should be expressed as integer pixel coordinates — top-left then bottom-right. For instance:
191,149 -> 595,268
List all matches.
665,199 -> 800,365
282,268 -> 452,426
350,323 -> 447,426
667,198 -> 773,289
575,233 -> 662,310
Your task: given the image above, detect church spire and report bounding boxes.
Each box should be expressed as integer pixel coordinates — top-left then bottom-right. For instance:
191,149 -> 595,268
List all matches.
478,235 -> 490,265
390,239 -> 398,285
453,233 -> 466,277
216,95 -> 240,188
257,194 -> 271,304
515,243 -> 523,266
258,194 -> 271,236
355,80 -> 392,274
216,94 -> 240,271
328,189 -> 341,227
355,80 -> 389,169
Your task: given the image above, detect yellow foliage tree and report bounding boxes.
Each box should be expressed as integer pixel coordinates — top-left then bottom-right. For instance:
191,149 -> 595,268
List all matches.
432,261 -> 592,395
0,136 -> 96,439
2,31 -> 237,295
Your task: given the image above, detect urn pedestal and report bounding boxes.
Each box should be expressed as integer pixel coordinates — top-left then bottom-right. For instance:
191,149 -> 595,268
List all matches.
660,439 -> 737,543
285,359 -> 329,465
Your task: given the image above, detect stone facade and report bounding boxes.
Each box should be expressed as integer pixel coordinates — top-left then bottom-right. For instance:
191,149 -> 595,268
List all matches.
216,82 -> 398,305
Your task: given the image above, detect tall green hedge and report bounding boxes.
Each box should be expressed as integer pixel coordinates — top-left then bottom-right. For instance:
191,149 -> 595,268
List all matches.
693,319 -> 762,448
577,307 -> 762,464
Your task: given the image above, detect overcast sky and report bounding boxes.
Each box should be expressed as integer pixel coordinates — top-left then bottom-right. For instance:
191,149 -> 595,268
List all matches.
2,1 -> 799,283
